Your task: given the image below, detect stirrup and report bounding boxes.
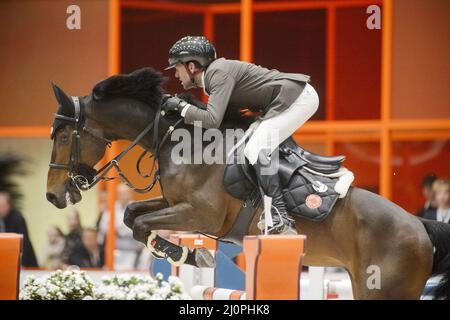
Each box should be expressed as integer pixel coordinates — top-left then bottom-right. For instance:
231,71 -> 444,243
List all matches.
258,219 -> 298,235
257,206 -> 297,235
274,224 -> 298,235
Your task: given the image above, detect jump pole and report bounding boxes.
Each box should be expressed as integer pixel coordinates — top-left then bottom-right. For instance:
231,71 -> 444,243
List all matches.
181,234 -> 306,300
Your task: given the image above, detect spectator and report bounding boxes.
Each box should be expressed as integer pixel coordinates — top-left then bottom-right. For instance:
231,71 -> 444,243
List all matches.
67,228 -> 104,268
423,179 -> 450,223
61,208 -> 83,266
0,191 -> 38,267
98,183 -> 143,269
41,226 -> 65,270
416,174 -> 438,217
95,188 -> 107,252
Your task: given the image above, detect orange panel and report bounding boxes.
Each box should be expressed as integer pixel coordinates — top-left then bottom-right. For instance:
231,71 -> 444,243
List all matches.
235,252 -> 246,271
121,1 -> 205,13
0,234 -> 22,300
105,143 -> 119,271
170,234 -> 218,251
0,126 -> 50,138
240,0 -> 253,62
104,0 -> 122,271
170,234 -> 218,277
210,0 -> 382,13
380,0 -> 393,199
244,235 -> 306,300
326,6 -> 336,121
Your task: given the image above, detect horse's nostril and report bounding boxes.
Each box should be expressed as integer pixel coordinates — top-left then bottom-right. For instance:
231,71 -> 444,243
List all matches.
46,192 -> 57,204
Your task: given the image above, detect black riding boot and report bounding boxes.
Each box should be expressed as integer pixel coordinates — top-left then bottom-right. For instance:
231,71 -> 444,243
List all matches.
253,149 -> 297,235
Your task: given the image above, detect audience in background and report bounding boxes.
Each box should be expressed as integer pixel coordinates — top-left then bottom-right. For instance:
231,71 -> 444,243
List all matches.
422,179 -> 450,223
98,183 -> 143,270
416,174 -> 438,218
44,184 -> 147,270
67,228 -> 104,268
41,226 -> 65,269
61,208 -> 84,267
0,191 -> 38,267
95,189 -> 107,232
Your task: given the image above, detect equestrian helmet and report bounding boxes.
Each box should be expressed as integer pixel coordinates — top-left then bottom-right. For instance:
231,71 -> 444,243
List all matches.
165,36 -> 217,70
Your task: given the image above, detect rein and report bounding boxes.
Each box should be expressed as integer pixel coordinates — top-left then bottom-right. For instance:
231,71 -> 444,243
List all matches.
49,96 -> 182,193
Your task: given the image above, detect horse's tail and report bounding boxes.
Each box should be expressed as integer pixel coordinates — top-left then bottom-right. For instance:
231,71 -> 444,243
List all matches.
419,217 -> 450,300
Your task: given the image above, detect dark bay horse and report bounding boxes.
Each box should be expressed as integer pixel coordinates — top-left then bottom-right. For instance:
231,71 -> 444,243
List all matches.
46,68 -> 450,299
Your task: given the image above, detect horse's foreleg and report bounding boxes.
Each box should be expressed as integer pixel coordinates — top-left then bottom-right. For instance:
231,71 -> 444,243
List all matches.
132,202 -> 216,268
123,196 -> 170,260
123,196 -> 168,229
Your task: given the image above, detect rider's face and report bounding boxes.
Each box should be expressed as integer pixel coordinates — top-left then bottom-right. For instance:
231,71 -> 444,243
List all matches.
174,63 -> 192,90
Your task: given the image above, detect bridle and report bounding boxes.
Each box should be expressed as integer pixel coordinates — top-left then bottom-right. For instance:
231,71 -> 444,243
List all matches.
49,96 -> 182,193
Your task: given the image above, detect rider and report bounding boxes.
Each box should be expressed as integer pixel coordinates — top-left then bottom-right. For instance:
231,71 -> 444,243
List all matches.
162,36 -> 319,235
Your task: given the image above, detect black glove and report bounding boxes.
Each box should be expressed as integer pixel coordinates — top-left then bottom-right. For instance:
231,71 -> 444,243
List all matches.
161,94 -> 189,114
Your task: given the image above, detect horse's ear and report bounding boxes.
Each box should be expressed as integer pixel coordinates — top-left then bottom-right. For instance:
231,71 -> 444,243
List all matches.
51,81 -> 73,115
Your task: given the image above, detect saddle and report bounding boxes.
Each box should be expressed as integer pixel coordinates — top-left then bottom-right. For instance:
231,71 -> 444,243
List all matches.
223,136 -> 352,223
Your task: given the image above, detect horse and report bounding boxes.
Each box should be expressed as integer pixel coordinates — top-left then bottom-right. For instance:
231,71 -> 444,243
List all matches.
46,67 -> 450,300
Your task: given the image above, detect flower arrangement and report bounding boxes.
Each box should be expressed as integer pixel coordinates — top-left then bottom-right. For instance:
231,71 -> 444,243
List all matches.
19,270 -> 94,300
20,270 -> 191,300
91,273 -> 191,300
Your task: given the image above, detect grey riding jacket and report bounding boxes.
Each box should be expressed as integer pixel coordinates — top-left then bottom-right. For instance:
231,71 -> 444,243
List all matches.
182,57 -> 310,129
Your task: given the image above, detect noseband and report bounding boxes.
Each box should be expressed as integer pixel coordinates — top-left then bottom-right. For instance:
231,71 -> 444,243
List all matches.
49,96 -> 182,193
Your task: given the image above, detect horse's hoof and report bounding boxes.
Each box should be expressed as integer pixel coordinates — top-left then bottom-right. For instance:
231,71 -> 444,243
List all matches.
194,248 -> 216,268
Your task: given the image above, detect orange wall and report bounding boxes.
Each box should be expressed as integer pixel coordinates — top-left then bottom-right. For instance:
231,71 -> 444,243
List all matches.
121,9 -> 204,98
335,7 -> 381,120
335,141 -> 380,193
390,0 -> 450,212
254,9 -> 327,120
0,0 -> 109,126
391,0 -> 450,119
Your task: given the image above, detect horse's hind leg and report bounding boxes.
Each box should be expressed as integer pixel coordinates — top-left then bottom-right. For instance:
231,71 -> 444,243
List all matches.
351,240 -> 433,299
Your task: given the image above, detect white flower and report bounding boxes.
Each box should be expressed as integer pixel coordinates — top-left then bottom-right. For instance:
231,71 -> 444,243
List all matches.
37,288 -> 48,297
20,271 -> 190,300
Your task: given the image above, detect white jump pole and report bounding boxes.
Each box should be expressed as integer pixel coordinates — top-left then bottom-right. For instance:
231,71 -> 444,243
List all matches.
307,266 -> 326,300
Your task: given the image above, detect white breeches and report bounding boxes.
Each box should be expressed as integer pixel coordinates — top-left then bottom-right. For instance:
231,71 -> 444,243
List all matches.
243,83 -> 319,165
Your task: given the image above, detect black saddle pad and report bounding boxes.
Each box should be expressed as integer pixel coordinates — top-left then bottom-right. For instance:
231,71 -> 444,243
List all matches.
223,137 -> 342,222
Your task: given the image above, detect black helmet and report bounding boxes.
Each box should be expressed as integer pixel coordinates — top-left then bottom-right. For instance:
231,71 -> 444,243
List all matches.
165,36 -> 217,70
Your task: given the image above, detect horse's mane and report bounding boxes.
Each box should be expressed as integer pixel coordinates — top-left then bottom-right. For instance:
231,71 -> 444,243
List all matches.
92,67 -> 166,107
91,67 -> 255,129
